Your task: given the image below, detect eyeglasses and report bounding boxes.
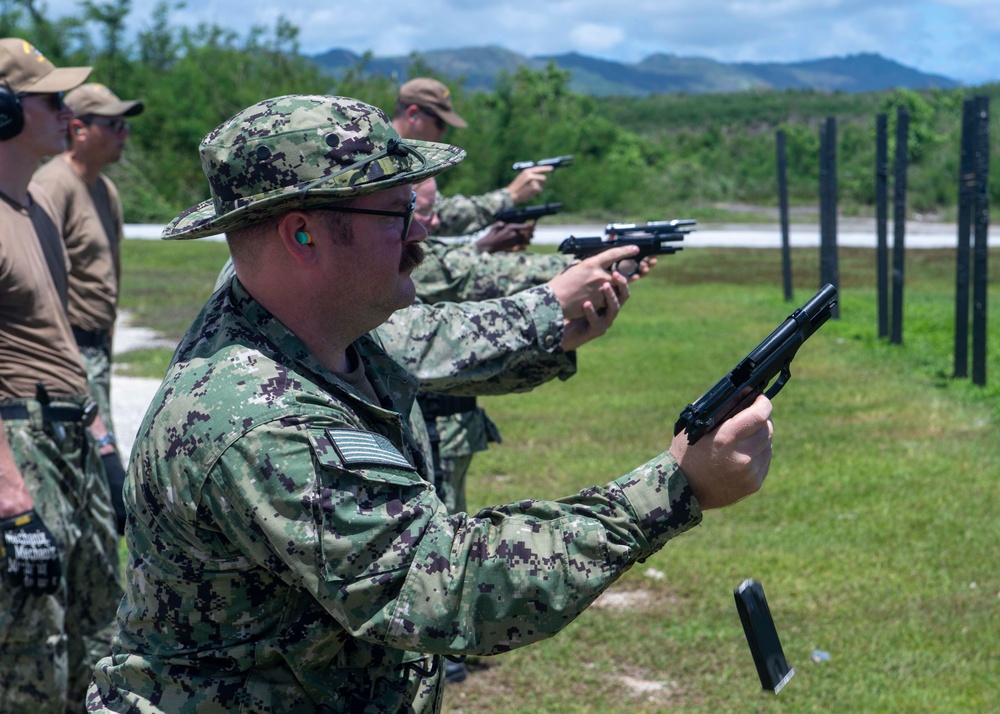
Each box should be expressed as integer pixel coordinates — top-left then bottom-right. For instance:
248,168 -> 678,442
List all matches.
418,107 -> 446,132
320,191 -> 418,240
18,91 -> 64,111
85,117 -> 129,134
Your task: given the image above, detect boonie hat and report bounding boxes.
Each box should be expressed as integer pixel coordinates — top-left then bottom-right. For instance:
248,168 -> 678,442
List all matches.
162,94 -> 466,240
65,83 -> 143,117
397,78 -> 467,129
0,37 -> 90,94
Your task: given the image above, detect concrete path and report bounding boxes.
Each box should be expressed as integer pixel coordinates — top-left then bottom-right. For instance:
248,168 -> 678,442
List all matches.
127,219 -> 989,249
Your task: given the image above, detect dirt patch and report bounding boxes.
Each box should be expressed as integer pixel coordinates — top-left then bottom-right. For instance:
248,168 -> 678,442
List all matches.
590,585 -> 677,612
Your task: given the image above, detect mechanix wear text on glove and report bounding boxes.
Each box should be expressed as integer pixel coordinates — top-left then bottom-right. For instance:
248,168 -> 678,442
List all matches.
0,510 -> 62,595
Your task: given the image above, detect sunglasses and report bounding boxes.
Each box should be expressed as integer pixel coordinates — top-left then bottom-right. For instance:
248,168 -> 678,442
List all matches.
85,117 -> 129,134
18,91 -> 64,111
320,192 -> 418,240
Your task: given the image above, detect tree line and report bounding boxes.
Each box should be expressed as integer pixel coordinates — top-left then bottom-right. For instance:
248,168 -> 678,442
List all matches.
4,0 -> 998,224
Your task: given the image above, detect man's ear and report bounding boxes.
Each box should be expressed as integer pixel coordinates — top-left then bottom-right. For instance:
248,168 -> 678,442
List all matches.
70,118 -> 86,138
277,212 -> 318,265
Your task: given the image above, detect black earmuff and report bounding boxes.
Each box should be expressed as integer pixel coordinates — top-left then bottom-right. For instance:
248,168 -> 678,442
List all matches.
0,82 -> 25,141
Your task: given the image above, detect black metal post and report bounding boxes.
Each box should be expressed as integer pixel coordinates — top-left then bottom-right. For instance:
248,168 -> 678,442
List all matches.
820,117 -> 840,317
776,130 -> 792,301
954,98 -> 976,377
971,96 -> 990,386
876,114 -> 889,339
890,108 -> 909,345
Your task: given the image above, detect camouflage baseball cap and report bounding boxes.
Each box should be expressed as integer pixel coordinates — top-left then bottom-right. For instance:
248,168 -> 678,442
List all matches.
162,95 -> 466,240
65,83 -> 143,117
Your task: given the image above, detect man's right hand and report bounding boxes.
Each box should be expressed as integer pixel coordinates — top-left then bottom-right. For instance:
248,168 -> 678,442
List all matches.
506,165 -> 552,204
547,245 -> 639,320
0,509 -> 62,595
670,394 -> 774,510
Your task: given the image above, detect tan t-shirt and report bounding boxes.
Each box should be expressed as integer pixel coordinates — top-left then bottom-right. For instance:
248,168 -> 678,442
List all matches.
32,155 -> 122,332
0,189 -> 89,399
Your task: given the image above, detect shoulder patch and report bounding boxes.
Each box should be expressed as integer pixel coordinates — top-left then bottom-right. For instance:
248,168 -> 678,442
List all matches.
326,428 -> 416,471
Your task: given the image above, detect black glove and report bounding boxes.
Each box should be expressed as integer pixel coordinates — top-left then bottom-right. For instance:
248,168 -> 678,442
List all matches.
0,510 -> 62,595
101,451 -> 128,536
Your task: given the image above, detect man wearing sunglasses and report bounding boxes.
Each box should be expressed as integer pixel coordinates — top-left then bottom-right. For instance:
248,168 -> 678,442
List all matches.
88,94 -> 773,713
392,77 -> 553,236
32,83 -> 144,536
0,38 -> 122,714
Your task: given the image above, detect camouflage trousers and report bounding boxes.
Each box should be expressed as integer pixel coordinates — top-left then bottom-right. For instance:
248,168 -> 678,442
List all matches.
0,398 -> 122,714
78,343 -> 116,442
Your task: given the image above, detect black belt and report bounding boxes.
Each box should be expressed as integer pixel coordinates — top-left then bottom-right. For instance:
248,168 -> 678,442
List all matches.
0,401 -> 97,425
72,327 -> 110,349
416,393 -> 477,419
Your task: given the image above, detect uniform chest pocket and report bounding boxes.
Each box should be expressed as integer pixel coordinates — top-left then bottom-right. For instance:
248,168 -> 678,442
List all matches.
308,428 -> 437,584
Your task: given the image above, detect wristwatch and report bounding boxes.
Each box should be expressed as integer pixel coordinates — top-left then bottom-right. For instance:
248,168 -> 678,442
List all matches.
95,433 -> 116,449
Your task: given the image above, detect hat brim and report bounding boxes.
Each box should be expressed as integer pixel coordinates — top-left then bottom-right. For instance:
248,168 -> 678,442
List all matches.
162,138 -> 466,240
436,107 -> 467,129
25,66 -> 92,94
87,99 -> 144,117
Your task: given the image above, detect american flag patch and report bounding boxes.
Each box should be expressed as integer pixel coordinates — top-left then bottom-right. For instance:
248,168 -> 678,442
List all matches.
326,428 -> 415,471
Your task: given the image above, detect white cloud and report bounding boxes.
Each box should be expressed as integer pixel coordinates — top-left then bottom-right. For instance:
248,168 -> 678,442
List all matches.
568,23 -> 626,54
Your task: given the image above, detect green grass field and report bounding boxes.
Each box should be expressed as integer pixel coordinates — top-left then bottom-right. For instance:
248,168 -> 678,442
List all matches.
118,240 -> 999,713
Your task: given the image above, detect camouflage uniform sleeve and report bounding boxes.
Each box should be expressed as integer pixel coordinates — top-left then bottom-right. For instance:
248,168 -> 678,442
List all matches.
209,425 -> 701,657
435,188 -> 514,236
413,240 -> 574,304
376,285 -> 576,396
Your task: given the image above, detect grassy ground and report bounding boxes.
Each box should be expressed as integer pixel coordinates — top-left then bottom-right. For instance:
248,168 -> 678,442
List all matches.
117,240 -> 999,713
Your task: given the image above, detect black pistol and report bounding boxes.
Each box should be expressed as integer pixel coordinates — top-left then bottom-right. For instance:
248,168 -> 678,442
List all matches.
494,202 -> 563,223
511,155 -> 574,171
675,284 -> 838,444
558,219 -> 694,277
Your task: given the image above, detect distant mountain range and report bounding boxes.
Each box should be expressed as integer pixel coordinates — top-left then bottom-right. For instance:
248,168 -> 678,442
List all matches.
310,46 -> 960,96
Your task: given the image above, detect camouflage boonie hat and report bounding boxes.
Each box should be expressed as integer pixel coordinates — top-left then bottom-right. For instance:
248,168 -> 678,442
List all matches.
162,94 -> 466,240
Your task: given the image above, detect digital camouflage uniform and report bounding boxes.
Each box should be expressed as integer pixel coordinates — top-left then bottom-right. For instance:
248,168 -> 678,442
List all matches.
410,239 -> 574,512
88,279 -> 701,714
86,95 -> 704,713
434,187 -> 511,237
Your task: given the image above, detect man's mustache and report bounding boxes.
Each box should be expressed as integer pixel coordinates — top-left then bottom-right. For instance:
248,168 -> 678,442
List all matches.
400,242 -> 425,272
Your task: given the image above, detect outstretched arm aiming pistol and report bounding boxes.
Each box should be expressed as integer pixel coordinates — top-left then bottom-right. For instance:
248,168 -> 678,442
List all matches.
558,219 -> 696,276
675,284 -> 838,444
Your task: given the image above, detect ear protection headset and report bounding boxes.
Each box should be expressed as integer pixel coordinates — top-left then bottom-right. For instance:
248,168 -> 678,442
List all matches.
295,231 -> 312,245
0,82 -> 24,141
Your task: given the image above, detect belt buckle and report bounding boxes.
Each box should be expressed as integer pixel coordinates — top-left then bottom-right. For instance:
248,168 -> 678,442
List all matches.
82,401 -> 98,426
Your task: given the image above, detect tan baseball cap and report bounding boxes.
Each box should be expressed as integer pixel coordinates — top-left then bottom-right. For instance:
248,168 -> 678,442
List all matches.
65,83 -> 143,118
397,78 -> 467,129
0,38 -> 90,94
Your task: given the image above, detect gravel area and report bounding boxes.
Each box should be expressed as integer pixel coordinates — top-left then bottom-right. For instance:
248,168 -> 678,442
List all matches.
110,312 -> 175,460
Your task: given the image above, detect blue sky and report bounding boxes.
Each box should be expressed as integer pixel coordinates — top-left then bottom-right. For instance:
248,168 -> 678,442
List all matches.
43,0 -> 1000,85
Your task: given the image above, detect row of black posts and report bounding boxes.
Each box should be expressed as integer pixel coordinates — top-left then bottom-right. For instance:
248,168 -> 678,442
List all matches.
774,98 -> 990,385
